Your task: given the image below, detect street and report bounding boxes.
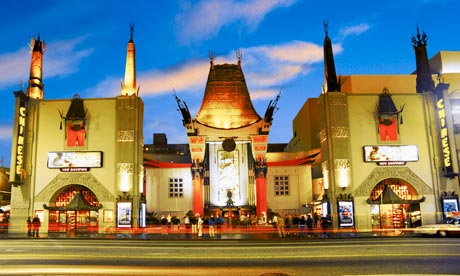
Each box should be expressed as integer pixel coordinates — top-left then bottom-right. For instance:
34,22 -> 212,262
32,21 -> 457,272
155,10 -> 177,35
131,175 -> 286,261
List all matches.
0,237 -> 459,275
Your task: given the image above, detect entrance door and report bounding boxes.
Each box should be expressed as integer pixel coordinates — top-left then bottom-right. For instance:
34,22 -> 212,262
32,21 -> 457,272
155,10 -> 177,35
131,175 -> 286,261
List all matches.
47,185 -> 100,233
369,179 -> 421,229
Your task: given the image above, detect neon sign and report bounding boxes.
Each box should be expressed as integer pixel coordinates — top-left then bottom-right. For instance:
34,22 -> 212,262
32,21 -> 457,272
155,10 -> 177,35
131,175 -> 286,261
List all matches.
14,103 -> 26,181
437,98 -> 453,173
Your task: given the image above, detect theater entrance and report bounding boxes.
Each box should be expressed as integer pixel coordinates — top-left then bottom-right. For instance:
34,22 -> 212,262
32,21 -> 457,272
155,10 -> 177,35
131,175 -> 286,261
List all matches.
45,185 -> 101,233
367,179 -> 424,229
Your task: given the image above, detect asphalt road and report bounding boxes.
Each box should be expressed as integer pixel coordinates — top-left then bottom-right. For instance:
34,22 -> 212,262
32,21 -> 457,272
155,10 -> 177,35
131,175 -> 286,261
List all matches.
0,237 -> 459,276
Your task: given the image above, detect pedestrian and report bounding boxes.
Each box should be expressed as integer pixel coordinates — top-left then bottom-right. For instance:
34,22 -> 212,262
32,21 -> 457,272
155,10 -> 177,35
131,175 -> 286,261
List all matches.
32,215 -> 41,238
299,215 -> 306,237
191,214 -> 198,235
160,215 -> 168,234
184,215 -> 190,232
208,216 -> 215,238
197,215 -> 204,237
172,216 -> 180,233
276,214 -> 286,238
321,215 -> 330,238
306,214 -> 313,237
215,215 -> 223,235
27,216 -> 32,237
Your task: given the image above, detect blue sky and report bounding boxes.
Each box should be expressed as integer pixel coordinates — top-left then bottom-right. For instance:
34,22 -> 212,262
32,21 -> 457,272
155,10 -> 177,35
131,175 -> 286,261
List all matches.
1,0 -> 459,167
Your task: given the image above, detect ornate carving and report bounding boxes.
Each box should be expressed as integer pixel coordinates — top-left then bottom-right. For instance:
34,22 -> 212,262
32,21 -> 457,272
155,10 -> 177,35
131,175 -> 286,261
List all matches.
320,129 -> 327,143
331,126 -> 349,138
328,94 -> 347,105
117,98 -> 135,109
117,163 -> 134,174
191,160 -> 204,179
334,159 -> 351,170
117,130 -> 135,141
354,167 -> 433,197
255,159 -> 268,178
35,173 -> 114,202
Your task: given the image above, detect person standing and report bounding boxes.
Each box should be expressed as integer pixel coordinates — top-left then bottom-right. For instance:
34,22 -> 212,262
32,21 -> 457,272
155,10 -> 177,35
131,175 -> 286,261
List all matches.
27,216 -> 32,237
215,215 -> 223,235
276,214 -> 286,238
306,214 -> 314,237
321,215 -> 330,238
184,215 -> 190,233
208,216 -> 215,238
32,215 -> 41,238
197,215 -> 204,237
191,215 -> 198,235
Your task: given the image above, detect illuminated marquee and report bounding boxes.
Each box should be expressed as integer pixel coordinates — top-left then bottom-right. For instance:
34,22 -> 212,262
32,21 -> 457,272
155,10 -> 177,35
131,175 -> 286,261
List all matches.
47,151 -> 103,170
15,103 -> 26,181
437,98 -> 453,174
363,145 -> 418,164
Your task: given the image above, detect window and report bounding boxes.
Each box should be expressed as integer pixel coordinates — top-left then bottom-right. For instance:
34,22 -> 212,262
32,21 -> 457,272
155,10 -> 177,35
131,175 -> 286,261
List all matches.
274,176 -> 289,196
168,178 -> 183,198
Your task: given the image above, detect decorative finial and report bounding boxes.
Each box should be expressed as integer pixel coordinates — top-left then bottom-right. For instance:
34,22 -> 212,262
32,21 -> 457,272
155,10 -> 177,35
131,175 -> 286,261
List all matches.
323,20 -> 329,34
129,23 -> 135,41
19,80 -> 23,91
208,50 -> 214,63
236,49 -> 242,63
236,49 -> 242,70
411,25 -> 428,47
208,50 -> 215,69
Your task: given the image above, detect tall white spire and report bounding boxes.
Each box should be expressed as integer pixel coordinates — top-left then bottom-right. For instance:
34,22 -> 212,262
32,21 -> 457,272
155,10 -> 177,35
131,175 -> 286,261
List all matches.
121,23 -> 138,96
27,34 -> 45,99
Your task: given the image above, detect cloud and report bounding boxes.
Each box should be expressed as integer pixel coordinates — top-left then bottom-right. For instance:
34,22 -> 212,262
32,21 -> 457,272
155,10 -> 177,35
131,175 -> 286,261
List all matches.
175,0 -> 298,44
45,36 -> 93,78
0,47 -> 30,90
0,36 -> 93,90
139,61 -> 210,96
338,23 -> 370,41
88,39 -> 332,102
82,76 -> 120,98
0,125 -> 12,140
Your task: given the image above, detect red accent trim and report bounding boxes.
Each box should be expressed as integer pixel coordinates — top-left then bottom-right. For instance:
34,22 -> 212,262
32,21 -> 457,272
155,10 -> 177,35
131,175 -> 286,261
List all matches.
256,176 -> 267,217
144,160 -> 191,169
193,177 -> 204,217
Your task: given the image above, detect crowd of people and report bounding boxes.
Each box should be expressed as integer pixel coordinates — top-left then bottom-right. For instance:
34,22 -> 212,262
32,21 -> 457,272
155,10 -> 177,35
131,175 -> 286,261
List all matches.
155,212 -> 332,238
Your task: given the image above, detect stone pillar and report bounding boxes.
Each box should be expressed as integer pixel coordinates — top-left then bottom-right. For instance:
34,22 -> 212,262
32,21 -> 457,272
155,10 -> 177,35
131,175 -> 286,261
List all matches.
192,160 -> 204,216
255,159 -> 267,217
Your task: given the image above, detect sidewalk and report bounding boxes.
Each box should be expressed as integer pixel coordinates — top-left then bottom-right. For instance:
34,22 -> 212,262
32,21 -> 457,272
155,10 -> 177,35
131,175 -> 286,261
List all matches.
3,225 -> 416,240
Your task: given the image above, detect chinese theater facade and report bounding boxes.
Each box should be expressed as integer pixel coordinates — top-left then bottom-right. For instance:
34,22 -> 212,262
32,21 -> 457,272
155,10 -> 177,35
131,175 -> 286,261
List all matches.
8,28 -> 144,235
174,53 -> 277,218
290,26 -> 460,231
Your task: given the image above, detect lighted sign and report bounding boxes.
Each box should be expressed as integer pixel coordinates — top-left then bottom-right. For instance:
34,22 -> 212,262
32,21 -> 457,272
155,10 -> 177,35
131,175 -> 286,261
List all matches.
437,97 -> 454,176
47,151 -> 103,169
338,201 -> 354,227
442,198 -> 459,218
363,145 -> 418,163
117,202 -> 132,228
14,103 -> 27,181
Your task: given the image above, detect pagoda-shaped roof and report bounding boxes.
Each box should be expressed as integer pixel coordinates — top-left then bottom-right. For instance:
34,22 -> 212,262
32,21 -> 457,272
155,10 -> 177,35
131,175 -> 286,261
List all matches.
195,63 -> 261,129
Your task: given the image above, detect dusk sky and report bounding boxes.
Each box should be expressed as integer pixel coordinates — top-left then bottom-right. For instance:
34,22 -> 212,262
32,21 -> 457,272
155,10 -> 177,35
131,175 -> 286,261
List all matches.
1,0 -> 459,167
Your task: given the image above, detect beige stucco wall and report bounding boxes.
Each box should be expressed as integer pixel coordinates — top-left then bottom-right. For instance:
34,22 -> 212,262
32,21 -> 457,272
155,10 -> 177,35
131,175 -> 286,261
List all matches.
145,167 -> 193,218
347,92 -> 439,227
266,165 -> 312,215
31,98 -> 118,233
